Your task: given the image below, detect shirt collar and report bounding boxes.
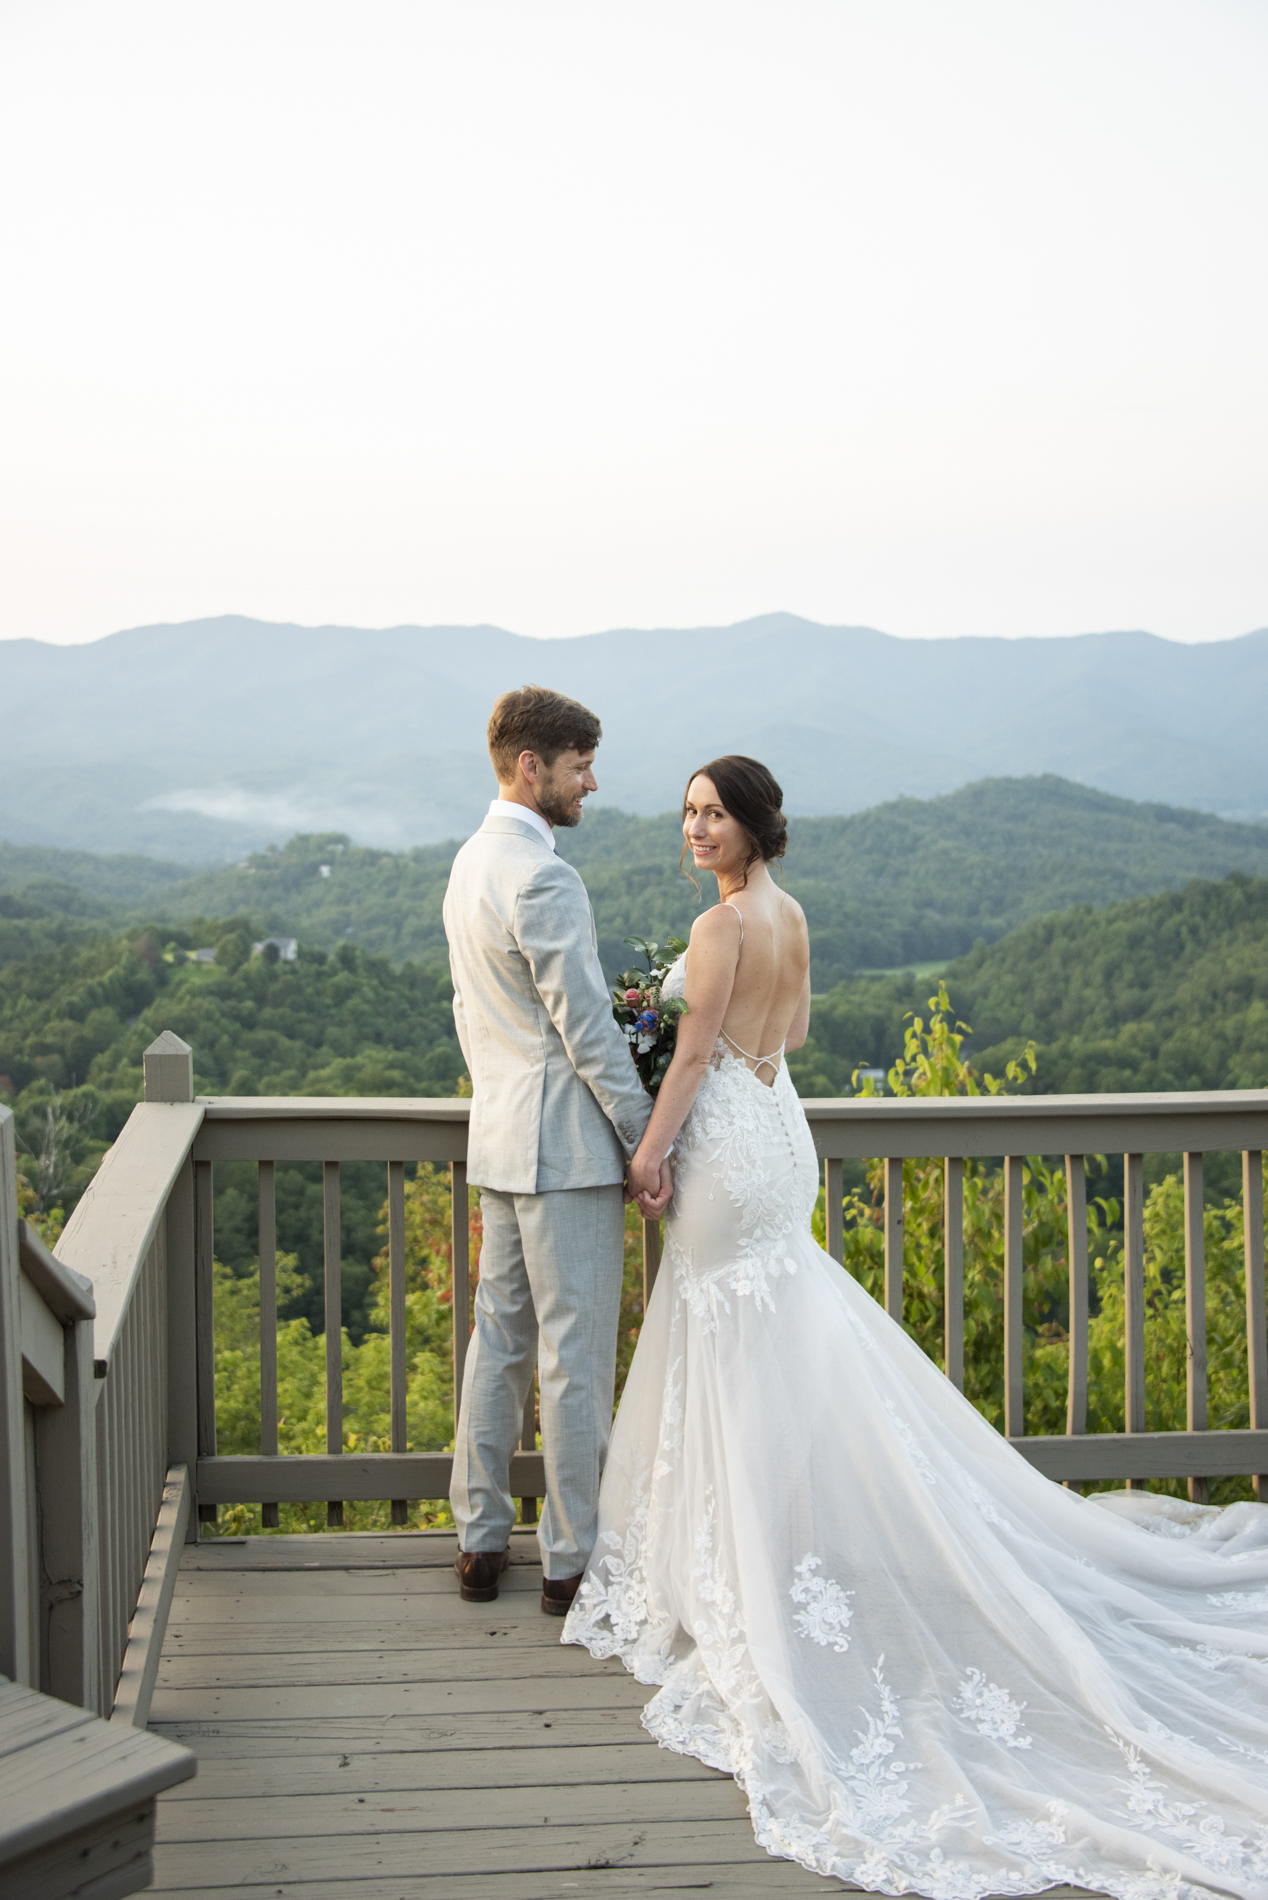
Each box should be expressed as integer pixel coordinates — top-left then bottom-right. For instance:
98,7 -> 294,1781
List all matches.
487,796 -> 556,852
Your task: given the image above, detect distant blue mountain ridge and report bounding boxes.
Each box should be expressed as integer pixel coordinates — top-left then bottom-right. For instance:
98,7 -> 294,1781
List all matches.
3,613 -> 1266,858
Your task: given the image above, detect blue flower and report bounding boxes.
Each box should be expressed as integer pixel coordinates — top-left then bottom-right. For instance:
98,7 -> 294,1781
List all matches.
635,1009 -> 659,1034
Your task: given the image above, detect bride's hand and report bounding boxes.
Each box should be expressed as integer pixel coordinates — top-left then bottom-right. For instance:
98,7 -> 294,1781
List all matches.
630,1152 -> 673,1219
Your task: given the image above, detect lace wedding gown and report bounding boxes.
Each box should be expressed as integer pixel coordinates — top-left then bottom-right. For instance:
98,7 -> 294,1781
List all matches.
564,953 -> 1268,1900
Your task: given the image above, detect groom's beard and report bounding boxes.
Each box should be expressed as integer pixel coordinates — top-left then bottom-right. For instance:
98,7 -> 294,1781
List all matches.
536,777 -> 585,828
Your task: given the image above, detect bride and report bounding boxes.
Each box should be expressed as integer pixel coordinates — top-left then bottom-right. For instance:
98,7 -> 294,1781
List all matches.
563,754 -> 1268,1900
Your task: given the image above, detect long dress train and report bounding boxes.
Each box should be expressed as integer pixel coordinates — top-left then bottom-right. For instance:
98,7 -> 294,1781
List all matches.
563,954 -> 1268,1900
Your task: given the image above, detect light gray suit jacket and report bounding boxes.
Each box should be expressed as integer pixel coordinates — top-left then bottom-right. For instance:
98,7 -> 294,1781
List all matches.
443,811 -> 652,1194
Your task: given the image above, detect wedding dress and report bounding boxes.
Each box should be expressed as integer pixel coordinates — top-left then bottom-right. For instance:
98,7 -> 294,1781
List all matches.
564,951 -> 1268,1900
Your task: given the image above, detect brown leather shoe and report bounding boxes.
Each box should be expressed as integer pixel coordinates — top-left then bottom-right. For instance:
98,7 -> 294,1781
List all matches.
541,1572 -> 584,1617
455,1547 -> 510,1602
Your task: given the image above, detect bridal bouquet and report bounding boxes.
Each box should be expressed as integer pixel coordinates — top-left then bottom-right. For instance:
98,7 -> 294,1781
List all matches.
613,935 -> 689,1093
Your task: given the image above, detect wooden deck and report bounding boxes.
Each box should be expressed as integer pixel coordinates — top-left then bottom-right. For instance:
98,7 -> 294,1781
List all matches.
147,1529 -> 853,1898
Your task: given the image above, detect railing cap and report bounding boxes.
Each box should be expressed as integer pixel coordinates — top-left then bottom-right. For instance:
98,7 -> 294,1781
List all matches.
800,1089 -> 1268,1118
18,1220 -> 95,1322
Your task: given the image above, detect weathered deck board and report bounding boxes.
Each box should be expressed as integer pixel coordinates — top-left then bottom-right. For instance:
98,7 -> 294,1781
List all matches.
158,1741 -> 718,1799
158,1645 -> 638,1687
164,1562 -> 547,1596
152,1712 -> 664,1754
150,1817 -> 829,1884
150,1673 -> 654,1720
160,1778 -> 752,1841
170,1588 -> 558,1634
174,1530 -> 522,1570
166,1603 -> 588,1642
148,1533 -> 846,1897
146,1871 -> 857,1898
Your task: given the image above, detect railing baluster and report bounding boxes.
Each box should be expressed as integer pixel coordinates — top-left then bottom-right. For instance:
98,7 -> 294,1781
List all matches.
883,1157 -> 903,1322
519,1365 -> 538,1528
1124,1153 -> 1146,1486
450,1161 -> 470,1434
1184,1153 -> 1208,1503
100,1368 -> 119,1696
258,1161 -> 279,1529
122,1295 -> 140,1606
1243,1150 -> 1267,1503
323,1162 -> 343,1528
1004,1156 -> 1024,1438
1065,1157 -> 1088,1462
145,1246 -> 165,1506
193,1159 -> 217,1527
136,1264 -> 154,1576
824,1157 -> 844,1266
388,1160 -> 408,1527
943,1156 -> 964,1390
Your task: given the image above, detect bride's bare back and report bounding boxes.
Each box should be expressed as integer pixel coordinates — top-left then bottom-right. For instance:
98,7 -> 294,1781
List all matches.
703,886 -> 810,1083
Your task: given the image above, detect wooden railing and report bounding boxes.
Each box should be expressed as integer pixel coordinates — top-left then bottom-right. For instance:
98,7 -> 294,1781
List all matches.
1,1088 -> 197,1890
810,1091 -> 1268,1496
7,1039 -> 1268,1734
0,1044 -> 195,1725
181,1072 -> 1268,1514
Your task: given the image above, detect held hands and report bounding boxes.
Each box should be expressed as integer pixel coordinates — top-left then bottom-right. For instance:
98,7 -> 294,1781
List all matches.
626,1148 -> 674,1220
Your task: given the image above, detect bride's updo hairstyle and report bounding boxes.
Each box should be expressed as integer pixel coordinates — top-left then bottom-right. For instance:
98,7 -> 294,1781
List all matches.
681,755 -> 788,889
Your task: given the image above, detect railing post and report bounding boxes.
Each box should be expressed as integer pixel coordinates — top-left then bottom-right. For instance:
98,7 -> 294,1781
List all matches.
148,1034 -> 200,1542
0,1107 -> 34,1687
1004,1156 -> 1024,1439
1243,1151 -> 1267,1502
883,1158 -> 903,1322
144,1031 -> 194,1105
1184,1153 -> 1208,1504
1124,1153 -> 1146,1484
943,1156 -> 963,1391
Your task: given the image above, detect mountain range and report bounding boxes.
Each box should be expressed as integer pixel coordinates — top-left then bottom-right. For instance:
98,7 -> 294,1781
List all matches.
3,614 -> 1267,859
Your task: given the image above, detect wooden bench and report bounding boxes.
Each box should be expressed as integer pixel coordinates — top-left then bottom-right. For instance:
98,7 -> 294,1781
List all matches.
0,1676 -> 195,1900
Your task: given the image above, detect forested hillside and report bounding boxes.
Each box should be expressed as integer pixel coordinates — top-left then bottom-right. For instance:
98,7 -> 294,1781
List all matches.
0,926 -> 462,1338
6,775 -> 1267,987
792,873 -> 1268,1103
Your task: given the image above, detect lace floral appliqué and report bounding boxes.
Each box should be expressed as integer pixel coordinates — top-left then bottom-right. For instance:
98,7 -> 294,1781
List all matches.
954,1670 -> 1032,1749
790,1554 -> 854,1653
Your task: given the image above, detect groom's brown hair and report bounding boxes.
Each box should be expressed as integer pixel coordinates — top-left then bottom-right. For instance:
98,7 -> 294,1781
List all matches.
487,685 -> 603,781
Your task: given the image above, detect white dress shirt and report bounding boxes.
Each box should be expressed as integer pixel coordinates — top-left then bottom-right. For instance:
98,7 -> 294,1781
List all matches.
487,796 -> 556,852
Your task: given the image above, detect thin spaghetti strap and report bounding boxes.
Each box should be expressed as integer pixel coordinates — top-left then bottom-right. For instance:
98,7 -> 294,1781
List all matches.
722,900 -> 744,944
719,1027 -> 785,1078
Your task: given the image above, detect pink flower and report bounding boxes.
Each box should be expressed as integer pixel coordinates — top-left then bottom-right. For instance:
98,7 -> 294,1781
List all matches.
624,988 -> 641,1004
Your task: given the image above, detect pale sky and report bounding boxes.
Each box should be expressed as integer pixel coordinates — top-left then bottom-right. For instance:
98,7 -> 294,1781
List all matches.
2,1 -> 1265,647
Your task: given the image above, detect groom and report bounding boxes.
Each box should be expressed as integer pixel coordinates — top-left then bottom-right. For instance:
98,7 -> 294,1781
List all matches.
443,685 -> 672,1614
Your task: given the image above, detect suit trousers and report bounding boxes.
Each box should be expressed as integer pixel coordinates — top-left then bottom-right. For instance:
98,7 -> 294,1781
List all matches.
450,1183 -> 626,1578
